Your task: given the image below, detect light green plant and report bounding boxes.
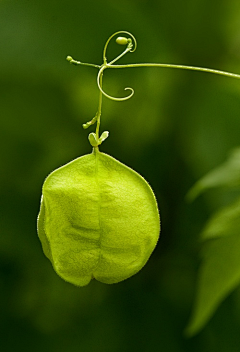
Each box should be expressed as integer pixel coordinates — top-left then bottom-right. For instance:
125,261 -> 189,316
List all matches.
37,31 -> 240,288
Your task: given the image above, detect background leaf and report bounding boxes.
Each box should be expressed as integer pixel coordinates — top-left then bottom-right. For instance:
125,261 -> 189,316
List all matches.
185,233 -> 240,337
187,148 -> 240,201
185,149 -> 240,336
201,196 -> 240,240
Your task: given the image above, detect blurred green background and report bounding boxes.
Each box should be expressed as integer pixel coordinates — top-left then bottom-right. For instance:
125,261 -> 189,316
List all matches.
1,0 -> 240,351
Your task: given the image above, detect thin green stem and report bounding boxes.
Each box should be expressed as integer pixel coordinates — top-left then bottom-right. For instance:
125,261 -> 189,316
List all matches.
108,46 -> 132,65
95,70 -> 103,141
107,62 -> 240,79
66,56 -> 100,68
96,62 -> 240,101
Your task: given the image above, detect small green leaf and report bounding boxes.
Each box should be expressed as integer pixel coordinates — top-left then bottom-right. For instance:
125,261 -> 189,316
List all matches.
37,151 -> 160,287
88,132 -> 99,147
98,131 -> 109,144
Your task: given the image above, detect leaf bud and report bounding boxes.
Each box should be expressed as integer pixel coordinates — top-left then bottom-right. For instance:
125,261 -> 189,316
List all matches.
116,37 -> 128,45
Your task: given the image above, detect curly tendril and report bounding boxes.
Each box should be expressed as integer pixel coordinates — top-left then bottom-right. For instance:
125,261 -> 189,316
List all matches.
97,65 -> 134,102
66,30 -> 240,147
102,30 -> 137,63
96,30 -> 137,101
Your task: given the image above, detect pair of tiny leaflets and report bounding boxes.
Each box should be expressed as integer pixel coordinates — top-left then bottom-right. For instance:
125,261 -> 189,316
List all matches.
37,150 -> 160,286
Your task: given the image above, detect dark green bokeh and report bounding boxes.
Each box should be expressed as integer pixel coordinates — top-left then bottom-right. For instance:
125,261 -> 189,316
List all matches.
1,0 -> 240,351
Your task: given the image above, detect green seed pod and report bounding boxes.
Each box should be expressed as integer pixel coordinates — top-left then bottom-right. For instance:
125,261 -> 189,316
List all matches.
116,36 -> 129,45
37,150 -> 160,286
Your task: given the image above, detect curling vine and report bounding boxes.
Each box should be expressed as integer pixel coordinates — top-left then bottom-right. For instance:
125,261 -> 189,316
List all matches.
66,30 -> 240,148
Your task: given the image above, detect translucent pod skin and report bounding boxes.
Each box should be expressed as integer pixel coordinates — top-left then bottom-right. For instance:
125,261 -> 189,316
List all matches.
37,150 -> 160,286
